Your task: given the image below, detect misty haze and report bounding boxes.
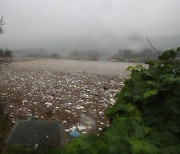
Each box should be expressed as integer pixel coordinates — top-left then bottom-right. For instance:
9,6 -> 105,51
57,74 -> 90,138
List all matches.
0,0 -> 180,153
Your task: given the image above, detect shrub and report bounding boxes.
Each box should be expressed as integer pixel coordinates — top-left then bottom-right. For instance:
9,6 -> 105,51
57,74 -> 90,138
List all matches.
0,104 -> 12,153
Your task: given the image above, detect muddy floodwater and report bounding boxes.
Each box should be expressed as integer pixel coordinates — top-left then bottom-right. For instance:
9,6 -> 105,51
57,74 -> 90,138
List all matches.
11,59 -> 136,74
0,59 -> 138,139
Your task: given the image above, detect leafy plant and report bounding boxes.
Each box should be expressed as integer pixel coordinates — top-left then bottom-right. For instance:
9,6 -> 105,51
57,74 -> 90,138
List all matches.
64,48 -> 180,154
0,104 -> 12,153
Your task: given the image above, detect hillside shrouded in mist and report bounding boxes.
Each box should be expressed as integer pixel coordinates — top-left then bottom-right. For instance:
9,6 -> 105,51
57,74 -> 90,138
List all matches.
0,0 -> 180,52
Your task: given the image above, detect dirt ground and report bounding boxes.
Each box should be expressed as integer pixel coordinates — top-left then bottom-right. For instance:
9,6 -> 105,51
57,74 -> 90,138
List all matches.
0,59 -> 134,138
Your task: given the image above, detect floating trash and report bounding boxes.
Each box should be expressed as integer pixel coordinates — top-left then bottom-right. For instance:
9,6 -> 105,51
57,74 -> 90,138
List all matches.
0,61 -> 126,138
69,131 -> 80,138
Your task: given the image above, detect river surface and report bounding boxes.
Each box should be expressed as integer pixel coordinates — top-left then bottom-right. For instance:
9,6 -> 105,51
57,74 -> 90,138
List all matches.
10,59 -> 138,75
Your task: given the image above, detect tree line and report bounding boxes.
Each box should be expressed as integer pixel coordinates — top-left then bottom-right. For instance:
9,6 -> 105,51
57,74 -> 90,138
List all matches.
0,48 -> 13,58
0,16 -> 13,58
110,48 -> 160,62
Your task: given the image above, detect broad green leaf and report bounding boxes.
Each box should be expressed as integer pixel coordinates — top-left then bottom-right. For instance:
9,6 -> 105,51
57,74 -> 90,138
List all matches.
129,137 -> 159,154
127,65 -> 134,71
150,89 -> 158,95
132,121 -> 144,138
143,91 -> 151,99
129,137 -> 144,153
143,126 -> 151,134
133,116 -> 142,123
133,95 -> 141,101
127,103 -> 135,112
147,81 -> 157,87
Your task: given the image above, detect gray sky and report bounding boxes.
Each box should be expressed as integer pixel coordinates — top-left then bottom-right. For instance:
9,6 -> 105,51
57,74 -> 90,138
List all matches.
0,0 -> 180,51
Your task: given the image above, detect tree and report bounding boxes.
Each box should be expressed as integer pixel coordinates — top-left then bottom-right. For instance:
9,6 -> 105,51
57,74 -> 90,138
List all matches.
0,48 -> 4,57
50,53 -> 59,59
4,49 -> 13,58
88,53 -> 99,61
0,16 -> 5,34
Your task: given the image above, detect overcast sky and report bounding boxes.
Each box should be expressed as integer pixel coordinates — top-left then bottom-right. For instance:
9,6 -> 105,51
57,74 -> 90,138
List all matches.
0,0 -> 180,50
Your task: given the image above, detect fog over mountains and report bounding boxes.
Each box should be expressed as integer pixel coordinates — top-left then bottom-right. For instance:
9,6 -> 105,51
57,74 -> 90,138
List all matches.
3,34 -> 180,55
0,0 -> 180,54
41,34 -> 180,52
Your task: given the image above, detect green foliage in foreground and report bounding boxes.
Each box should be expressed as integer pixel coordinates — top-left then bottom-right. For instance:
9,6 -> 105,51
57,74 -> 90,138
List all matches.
0,104 -> 12,153
4,145 -> 63,154
64,48 -> 180,154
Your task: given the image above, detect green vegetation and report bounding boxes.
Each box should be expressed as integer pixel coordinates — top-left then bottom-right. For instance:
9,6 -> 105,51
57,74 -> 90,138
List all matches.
67,50 -> 99,61
64,48 -> 180,153
0,48 -> 13,66
26,53 -> 62,59
50,53 -> 60,59
0,104 -> 12,153
0,16 -> 4,34
0,48 -> 13,58
111,48 -> 159,62
4,145 -> 62,154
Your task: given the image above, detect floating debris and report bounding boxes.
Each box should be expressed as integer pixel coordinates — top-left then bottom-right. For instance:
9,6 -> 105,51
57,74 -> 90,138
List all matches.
44,102 -> 52,107
75,106 -> 84,109
0,60 -> 127,138
69,131 -> 80,138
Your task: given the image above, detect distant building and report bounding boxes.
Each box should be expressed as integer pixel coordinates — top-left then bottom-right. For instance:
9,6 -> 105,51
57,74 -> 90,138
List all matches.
5,120 -> 65,148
